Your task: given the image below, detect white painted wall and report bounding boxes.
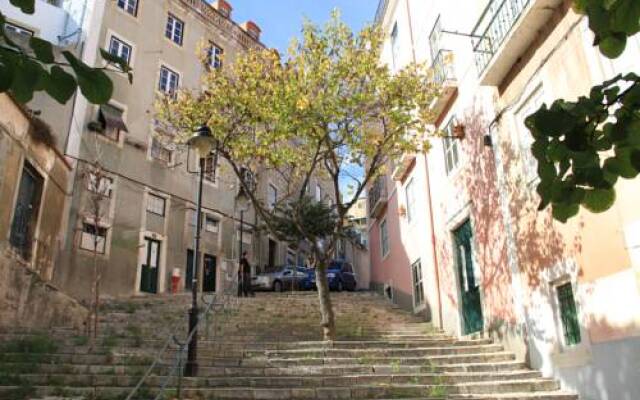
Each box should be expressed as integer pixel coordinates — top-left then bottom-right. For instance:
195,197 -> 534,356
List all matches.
0,0 -> 82,44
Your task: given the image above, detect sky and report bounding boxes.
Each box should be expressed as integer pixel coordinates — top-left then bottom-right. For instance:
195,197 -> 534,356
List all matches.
223,0 -> 379,54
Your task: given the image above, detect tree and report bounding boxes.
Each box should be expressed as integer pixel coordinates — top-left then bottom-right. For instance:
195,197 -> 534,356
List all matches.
0,0 -> 130,104
156,13 -> 439,340
527,0 -> 640,222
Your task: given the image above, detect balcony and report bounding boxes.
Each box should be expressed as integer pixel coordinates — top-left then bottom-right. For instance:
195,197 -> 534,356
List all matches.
471,0 -> 562,86
430,49 -> 458,121
368,176 -> 388,218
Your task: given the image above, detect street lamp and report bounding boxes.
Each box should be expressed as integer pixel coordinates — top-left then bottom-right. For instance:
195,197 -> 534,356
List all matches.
185,124 -> 216,377
236,186 -> 250,295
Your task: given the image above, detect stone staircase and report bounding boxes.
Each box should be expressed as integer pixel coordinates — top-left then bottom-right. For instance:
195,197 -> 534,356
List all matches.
0,291 -> 577,399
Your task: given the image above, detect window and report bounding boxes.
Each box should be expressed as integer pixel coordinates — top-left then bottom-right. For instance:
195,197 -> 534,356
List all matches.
380,218 -> 389,258
165,13 -> 184,45
443,121 -> 460,175
315,184 -> 321,202
208,42 -> 223,69
268,184 -> 277,209
405,178 -> 416,223
10,162 -> 43,260
97,104 -> 128,142
87,173 -> 113,197
204,154 -> 217,183
204,216 -> 219,233
390,22 -> 399,71
556,282 -> 581,346
428,16 -> 442,63
147,193 -> 166,216
117,0 -> 138,16
4,22 -> 34,37
158,66 -> 179,96
515,86 -> 544,181
411,259 -> 425,307
109,36 -> 132,65
80,223 -> 107,254
151,137 -> 173,164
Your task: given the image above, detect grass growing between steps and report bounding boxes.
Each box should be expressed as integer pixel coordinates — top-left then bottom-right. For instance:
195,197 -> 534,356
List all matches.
0,334 -> 57,399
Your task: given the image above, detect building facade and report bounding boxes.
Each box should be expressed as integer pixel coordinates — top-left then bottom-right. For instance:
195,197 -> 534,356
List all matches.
372,1 -> 640,399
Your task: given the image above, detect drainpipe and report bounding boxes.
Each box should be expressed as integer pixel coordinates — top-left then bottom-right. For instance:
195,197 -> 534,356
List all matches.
404,0 -> 444,328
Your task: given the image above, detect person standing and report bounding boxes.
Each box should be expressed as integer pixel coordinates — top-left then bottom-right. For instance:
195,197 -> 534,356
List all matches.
239,251 -> 254,297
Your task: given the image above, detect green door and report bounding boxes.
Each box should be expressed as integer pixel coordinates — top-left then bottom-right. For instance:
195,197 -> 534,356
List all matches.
453,220 -> 483,334
140,238 -> 160,294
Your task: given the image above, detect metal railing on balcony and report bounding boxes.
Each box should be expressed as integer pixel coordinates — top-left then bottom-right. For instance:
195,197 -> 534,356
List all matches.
471,0 -> 532,74
368,176 -> 388,217
432,49 -> 456,86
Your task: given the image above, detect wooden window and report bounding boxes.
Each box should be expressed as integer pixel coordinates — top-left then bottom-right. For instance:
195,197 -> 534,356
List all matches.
97,104 -> 128,142
390,22 -> 400,70
205,216 -> 219,233
117,0 -> 138,16
411,259 -> 425,307
147,194 -> 166,216
443,120 -> 460,175
151,138 -> 173,164
204,154 -> 217,183
158,66 -> 180,96
556,282 -> 581,346
208,42 -> 223,69
80,223 -> 107,254
87,173 -> 113,197
380,218 -> 389,258
109,36 -> 132,65
405,178 -> 416,223
165,13 -> 184,45
268,184 -> 277,209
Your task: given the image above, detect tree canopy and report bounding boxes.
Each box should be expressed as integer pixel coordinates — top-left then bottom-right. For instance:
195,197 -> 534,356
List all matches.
157,13 -> 441,339
528,0 -> 640,222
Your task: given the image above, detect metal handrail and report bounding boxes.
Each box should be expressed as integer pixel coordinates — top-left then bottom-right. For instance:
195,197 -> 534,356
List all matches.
124,294 -> 227,400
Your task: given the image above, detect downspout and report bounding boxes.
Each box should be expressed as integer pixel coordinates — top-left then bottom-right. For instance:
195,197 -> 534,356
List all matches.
404,0 -> 444,328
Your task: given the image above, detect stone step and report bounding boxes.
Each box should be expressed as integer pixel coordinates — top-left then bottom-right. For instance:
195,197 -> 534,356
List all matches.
253,344 -> 504,359
12,370 -> 543,388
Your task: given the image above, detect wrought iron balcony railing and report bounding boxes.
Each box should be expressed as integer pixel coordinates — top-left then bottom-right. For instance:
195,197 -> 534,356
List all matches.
471,0 -> 532,74
368,176 -> 388,218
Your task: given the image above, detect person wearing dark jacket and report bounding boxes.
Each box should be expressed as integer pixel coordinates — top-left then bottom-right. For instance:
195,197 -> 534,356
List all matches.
238,251 -> 254,297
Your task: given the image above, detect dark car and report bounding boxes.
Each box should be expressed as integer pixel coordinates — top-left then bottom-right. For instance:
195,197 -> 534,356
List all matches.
303,260 -> 357,292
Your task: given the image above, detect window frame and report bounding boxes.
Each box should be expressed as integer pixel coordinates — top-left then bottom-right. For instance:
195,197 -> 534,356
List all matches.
4,22 -> 34,37
268,183 -> 278,210
411,259 -> 425,307
204,215 -> 219,233
165,13 -> 185,46
80,222 -> 107,254
116,0 -> 139,17
147,193 -> 166,217
158,65 -> 180,96
150,137 -> 173,164
87,172 -> 113,198
108,35 -> 133,65
405,177 -> 416,223
380,218 -> 390,258
555,281 -> 582,347
315,184 -> 322,202
390,21 -> 399,71
208,42 -> 224,70
443,120 -> 460,175
203,153 -> 218,183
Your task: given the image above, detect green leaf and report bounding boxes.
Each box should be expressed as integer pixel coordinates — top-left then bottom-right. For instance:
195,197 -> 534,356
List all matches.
552,202 -> 580,223
531,104 -> 576,136
0,59 -> 13,92
63,51 -> 113,104
582,188 -> 616,213
10,58 -> 45,103
599,34 -> 627,58
630,149 -> 640,172
612,0 -> 640,35
9,0 -> 35,14
29,37 -> 55,64
44,66 -> 77,104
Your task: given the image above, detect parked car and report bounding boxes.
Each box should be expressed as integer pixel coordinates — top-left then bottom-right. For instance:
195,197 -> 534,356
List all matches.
303,260 -> 357,292
252,266 -> 309,292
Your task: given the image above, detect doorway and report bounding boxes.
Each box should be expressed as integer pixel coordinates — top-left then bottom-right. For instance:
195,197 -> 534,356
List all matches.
268,239 -> 277,269
202,254 -> 217,292
140,238 -> 160,293
453,220 -> 483,334
10,162 -> 44,260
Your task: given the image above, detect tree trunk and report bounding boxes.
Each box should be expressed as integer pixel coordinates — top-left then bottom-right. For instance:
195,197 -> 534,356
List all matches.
315,262 -> 336,341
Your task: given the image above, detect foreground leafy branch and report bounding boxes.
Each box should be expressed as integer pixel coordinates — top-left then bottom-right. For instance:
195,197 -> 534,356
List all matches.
528,0 -> 640,221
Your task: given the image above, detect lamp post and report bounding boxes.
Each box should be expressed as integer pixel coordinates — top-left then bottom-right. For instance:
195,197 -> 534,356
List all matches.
236,186 -> 250,295
185,125 -> 216,377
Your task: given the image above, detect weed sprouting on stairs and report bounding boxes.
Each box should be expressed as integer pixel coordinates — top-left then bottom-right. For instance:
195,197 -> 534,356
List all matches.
0,292 -> 578,399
